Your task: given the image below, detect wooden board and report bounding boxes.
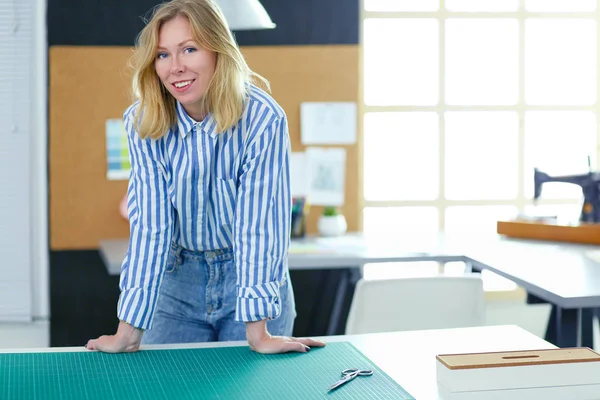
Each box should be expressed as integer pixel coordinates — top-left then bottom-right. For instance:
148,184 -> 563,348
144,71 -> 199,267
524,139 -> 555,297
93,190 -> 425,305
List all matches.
437,348 -> 600,370
497,220 -> 600,245
49,46 -> 134,251
49,45 -> 359,250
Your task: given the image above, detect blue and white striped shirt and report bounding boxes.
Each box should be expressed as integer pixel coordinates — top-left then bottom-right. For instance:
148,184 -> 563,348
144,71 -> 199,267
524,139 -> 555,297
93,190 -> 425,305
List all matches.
117,85 -> 292,330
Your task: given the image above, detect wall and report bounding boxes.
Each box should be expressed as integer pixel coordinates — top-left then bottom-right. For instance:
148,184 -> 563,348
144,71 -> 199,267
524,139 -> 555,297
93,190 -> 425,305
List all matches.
47,0 -> 359,346
48,0 -> 358,46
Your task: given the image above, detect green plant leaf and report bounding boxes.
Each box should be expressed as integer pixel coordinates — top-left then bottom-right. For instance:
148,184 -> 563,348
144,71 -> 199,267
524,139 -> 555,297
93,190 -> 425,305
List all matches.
323,206 -> 338,216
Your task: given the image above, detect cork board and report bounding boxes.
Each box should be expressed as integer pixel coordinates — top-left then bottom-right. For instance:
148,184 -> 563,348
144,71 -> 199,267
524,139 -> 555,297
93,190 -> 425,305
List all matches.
49,45 -> 359,250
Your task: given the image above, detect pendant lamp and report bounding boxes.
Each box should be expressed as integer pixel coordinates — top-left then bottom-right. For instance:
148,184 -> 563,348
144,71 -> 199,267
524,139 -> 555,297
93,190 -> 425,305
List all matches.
214,0 -> 276,31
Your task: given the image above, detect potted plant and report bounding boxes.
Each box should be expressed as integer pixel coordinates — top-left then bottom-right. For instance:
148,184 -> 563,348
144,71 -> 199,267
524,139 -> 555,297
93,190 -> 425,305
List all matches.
318,206 -> 347,237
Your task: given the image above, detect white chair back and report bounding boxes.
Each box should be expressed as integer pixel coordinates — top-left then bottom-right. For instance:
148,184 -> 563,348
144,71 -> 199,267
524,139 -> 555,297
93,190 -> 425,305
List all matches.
345,274 -> 485,335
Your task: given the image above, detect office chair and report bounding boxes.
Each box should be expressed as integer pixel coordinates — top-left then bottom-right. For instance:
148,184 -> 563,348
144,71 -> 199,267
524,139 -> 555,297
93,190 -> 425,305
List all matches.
345,274 -> 485,334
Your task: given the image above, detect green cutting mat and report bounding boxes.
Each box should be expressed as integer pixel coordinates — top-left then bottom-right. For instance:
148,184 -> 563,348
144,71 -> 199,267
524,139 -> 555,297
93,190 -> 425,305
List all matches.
1,342 -> 414,399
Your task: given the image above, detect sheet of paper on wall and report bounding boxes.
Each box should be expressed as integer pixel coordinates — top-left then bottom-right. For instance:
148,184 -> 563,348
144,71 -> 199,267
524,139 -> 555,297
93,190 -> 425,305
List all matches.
105,119 -> 131,180
300,102 -> 357,145
306,147 -> 346,206
291,152 -> 309,197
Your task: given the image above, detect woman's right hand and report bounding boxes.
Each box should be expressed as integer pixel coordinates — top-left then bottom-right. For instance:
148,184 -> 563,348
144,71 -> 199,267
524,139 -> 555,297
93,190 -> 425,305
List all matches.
86,321 -> 144,353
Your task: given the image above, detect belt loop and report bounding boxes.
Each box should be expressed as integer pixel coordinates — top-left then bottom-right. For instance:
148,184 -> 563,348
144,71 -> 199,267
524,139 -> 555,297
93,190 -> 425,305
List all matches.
173,243 -> 183,266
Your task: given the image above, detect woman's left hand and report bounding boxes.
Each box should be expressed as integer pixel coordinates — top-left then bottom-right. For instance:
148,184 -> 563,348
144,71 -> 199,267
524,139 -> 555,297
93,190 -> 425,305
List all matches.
246,320 -> 326,354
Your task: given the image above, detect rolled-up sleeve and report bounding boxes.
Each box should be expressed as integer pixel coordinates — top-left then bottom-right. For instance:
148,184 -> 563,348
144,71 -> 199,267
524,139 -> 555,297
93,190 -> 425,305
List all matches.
234,116 -> 292,322
116,106 -> 174,330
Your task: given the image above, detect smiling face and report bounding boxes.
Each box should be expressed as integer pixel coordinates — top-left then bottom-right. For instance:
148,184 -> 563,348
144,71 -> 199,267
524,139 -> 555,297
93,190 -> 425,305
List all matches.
154,14 -> 217,121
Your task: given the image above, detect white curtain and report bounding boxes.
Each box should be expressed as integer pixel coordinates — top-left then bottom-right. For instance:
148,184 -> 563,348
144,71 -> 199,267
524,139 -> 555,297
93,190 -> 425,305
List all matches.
0,0 -> 47,322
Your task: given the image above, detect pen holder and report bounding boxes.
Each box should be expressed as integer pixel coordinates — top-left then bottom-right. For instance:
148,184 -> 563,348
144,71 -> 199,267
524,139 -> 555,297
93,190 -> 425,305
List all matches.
291,197 -> 309,238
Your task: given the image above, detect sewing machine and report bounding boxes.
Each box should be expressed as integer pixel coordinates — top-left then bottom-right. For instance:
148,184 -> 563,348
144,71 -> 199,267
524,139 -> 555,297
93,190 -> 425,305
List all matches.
534,168 -> 600,223
496,167 -> 600,245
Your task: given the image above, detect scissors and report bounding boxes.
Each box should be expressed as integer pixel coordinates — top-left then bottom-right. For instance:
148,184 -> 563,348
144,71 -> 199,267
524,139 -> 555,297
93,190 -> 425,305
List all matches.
328,368 -> 374,392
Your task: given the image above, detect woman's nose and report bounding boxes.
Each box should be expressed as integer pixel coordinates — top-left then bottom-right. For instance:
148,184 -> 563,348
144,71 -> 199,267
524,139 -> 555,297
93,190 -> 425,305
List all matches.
170,56 -> 185,74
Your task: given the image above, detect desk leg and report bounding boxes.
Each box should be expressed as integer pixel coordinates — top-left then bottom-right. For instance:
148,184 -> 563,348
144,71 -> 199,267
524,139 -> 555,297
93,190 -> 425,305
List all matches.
556,306 -> 563,346
463,261 -> 473,273
326,268 -> 361,336
547,305 -> 595,348
577,308 -> 583,348
326,270 -> 350,336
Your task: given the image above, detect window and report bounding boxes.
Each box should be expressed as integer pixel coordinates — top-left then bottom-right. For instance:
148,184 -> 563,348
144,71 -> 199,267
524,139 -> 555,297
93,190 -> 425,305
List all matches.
445,19 -> 518,105
361,1 -> 599,291
363,19 -> 439,106
444,111 -> 519,200
363,112 -> 439,201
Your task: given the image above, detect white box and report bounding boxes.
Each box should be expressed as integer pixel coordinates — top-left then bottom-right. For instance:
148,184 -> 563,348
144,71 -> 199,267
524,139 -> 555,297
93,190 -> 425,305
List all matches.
437,382 -> 600,400
436,347 -> 600,399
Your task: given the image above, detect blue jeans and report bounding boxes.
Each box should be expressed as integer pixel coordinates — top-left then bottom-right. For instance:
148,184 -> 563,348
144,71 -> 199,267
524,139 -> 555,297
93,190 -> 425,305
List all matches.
141,243 -> 297,345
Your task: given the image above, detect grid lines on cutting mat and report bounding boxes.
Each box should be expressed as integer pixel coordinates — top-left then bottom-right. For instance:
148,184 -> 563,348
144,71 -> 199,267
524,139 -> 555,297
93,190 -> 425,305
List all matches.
1,342 -> 414,399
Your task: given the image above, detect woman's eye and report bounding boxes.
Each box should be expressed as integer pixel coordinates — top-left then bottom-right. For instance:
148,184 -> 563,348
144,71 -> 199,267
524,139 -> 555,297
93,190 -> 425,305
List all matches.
156,52 -> 168,59
184,47 -> 197,54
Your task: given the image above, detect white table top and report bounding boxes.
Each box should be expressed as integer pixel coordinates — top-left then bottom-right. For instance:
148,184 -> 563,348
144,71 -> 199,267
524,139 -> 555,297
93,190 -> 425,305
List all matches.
461,236 -> 600,308
100,232 -> 600,309
98,233 -> 466,274
1,325 -> 555,399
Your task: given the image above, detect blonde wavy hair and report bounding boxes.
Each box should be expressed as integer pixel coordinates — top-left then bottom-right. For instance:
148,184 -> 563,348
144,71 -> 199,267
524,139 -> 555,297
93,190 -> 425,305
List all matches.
130,0 -> 269,139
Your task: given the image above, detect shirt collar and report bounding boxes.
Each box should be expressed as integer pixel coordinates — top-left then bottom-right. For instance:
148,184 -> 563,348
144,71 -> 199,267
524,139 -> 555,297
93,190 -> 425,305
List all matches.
175,101 -> 217,138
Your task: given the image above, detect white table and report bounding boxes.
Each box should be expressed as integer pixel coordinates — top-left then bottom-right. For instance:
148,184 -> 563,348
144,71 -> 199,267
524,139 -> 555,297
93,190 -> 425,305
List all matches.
99,234 -> 466,336
99,232 -> 600,346
1,325 -> 560,399
442,234 -> 600,348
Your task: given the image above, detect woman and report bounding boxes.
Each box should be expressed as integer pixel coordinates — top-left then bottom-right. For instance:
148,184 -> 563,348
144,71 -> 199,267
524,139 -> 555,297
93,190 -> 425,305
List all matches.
87,0 -> 325,354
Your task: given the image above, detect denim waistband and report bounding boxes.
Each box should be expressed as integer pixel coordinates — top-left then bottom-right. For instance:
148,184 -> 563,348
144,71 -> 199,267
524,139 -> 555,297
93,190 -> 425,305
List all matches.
169,242 -> 233,263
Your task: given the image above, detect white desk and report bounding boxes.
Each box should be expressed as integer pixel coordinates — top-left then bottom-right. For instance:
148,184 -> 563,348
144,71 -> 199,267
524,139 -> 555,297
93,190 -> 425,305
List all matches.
98,234 -> 466,274
99,234 -> 466,337
443,234 -> 600,349
1,325 -> 562,399
99,232 -> 600,346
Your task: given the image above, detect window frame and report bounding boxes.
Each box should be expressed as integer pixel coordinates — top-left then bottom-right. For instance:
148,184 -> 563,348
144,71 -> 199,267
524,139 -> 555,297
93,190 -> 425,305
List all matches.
358,0 -> 600,293
359,0 -> 600,232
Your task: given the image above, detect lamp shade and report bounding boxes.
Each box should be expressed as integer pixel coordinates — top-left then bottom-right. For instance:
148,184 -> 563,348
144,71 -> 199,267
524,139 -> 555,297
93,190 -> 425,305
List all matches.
214,0 -> 276,31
